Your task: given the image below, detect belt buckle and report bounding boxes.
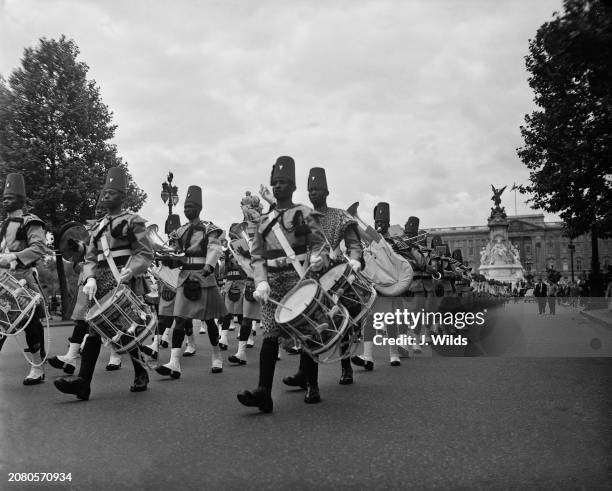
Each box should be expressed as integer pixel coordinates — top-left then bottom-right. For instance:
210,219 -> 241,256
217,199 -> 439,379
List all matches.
276,257 -> 287,268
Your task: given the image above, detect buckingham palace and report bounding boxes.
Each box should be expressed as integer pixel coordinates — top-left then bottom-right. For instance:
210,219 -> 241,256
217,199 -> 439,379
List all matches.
420,214 -> 612,279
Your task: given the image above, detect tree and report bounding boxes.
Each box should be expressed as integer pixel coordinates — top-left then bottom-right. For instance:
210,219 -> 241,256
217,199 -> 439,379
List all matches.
0,36 -> 147,317
517,0 -> 612,295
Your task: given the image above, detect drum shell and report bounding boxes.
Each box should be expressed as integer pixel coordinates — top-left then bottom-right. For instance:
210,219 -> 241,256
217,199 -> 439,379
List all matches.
274,279 -> 355,363
85,285 -> 155,354
319,264 -> 377,324
0,270 -> 43,336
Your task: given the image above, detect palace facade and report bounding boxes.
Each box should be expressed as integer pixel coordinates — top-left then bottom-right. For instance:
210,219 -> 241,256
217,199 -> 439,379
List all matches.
419,214 -> 612,280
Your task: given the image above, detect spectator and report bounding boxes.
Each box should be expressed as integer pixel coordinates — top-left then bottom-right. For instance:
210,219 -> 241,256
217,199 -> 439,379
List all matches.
547,282 -> 558,315
534,278 -> 548,315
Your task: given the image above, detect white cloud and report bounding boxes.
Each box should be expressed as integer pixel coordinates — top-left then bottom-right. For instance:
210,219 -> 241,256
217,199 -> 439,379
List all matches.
0,0 -> 563,232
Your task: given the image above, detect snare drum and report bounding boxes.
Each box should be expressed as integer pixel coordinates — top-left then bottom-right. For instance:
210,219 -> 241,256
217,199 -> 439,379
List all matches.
86,285 -> 156,354
319,264 -> 377,323
0,271 -> 42,337
274,279 -> 358,363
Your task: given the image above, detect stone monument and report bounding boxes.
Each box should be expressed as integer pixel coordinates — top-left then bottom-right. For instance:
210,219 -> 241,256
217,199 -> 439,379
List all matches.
478,185 -> 525,286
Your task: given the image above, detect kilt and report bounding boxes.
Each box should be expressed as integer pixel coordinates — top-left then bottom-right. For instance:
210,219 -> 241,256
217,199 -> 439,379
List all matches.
242,298 -> 260,320
158,290 -> 176,317
261,269 -> 300,339
174,284 -> 227,320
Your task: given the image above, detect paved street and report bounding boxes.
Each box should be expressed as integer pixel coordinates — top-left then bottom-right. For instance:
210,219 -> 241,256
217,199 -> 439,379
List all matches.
1,302 -> 611,490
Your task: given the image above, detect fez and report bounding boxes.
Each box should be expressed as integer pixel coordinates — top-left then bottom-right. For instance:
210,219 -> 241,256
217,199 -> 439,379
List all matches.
307,167 -> 328,192
270,156 -> 296,185
404,216 -> 420,238
452,249 -> 463,262
185,185 -> 202,208
4,173 -> 26,198
103,167 -> 127,193
373,202 -> 390,223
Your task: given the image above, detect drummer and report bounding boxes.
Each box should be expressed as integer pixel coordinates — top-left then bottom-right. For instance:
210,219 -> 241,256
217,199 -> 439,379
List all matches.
237,156 -> 328,413
283,167 -> 363,392
48,198 -> 107,375
0,173 -> 49,385
54,167 -> 154,400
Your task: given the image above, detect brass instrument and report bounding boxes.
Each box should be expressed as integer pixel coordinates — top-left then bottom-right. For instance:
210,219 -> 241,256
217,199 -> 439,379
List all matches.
145,224 -> 183,291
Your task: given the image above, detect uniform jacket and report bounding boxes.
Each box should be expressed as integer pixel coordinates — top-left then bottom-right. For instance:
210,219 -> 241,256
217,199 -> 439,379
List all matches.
317,206 -> 362,262
83,210 -> 153,280
0,213 -> 47,268
170,219 -> 223,288
251,204 -> 327,285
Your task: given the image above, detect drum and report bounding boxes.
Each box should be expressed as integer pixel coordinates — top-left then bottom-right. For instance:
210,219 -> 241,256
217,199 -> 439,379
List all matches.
274,279 -> 358,364
86,285 -> 156,354
319,264 -> 377,323
0,271 -> 42,337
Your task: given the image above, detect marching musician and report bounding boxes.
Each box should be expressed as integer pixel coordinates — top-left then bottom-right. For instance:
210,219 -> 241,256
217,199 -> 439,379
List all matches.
219,246 -> 245,351
351,202 -> 405,368
54,167 -> 154,400
225,214 -> 263,365
142,218 -> 182,361
283,167 -> 363,390
0,173 -> 48,385
237,156 -> 328,413
155,185 -> 227,379
48,201 -> 107,374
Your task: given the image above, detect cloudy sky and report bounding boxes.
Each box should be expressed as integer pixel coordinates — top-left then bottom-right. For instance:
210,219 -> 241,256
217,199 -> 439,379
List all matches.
0,0 -> 563,231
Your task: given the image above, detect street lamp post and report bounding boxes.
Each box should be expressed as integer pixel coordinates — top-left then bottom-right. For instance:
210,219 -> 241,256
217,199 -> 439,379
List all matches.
568,240 -> 575,283
161,172 -> 179,235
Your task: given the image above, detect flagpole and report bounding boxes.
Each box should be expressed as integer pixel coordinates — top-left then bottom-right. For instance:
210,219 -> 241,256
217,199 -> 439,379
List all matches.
512,182 -> 518,216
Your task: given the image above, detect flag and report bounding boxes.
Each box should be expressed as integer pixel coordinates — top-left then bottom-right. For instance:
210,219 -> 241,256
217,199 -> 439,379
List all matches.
511,182 -> 519,191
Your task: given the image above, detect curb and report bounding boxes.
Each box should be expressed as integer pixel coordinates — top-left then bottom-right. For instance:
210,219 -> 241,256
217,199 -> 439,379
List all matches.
580,310 -> 612,328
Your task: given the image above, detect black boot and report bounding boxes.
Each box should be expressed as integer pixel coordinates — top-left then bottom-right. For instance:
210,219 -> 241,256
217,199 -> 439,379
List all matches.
237,387 -> 273,413
284,351 -> 307,389
54,376 -> 91,401
304,384 -> 321,403
238,337 -> 277,412
282,371 -> 307,389
130,371 -> 149,392
339,358 -> 354,385
130,353 -> 149,392
302,352 -> 321,403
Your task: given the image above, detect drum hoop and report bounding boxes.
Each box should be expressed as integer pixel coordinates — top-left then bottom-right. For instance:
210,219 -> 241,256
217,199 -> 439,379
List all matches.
319,263 -> 351,291
111,312 -> 157,354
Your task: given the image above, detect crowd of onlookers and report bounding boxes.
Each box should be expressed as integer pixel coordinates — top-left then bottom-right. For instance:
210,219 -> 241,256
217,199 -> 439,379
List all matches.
510,268 -> 612,314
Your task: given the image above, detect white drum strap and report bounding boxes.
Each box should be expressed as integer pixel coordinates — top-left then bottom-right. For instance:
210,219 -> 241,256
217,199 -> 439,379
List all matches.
269,210 -> 306,278
100,235 -> 122,284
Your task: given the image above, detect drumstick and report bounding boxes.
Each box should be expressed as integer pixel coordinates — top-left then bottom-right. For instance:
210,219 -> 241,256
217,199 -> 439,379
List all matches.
265,297 -> 294,312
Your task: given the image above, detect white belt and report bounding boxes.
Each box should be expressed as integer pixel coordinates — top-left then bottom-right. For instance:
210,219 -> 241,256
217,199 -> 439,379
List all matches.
97,249 -> 131,262
184,257 -> 206,265
266,253 -> 307,268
